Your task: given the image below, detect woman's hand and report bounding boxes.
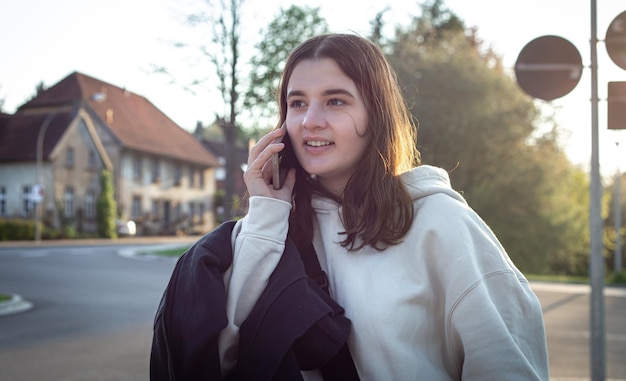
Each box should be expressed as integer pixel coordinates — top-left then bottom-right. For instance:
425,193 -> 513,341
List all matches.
244,128 -> 296,202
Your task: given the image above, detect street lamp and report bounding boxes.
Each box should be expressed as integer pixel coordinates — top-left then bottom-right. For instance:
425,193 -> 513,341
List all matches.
34,112 -> 57,242
615,142 -> 623,275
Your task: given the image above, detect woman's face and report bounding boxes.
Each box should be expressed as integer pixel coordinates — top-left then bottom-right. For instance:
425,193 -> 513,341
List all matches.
285,58 -> 369,196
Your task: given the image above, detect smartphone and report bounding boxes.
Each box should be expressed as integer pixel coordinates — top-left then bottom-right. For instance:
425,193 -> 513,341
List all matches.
271,123 -> 291,189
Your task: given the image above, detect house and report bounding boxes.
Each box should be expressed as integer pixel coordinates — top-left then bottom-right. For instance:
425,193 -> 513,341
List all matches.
0,71 -> 220,237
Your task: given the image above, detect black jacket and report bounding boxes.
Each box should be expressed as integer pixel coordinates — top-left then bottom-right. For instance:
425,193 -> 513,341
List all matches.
150,221 -> 355,380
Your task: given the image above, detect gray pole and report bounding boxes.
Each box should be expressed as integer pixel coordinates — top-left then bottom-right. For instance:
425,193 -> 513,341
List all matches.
34,113 -> 56,242
615,151 -> 622,274
589,0 -> 606,379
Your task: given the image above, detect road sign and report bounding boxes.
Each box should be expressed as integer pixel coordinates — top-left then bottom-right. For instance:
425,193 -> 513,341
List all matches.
606,11 -> 626,71
31,184 -> 43,203
515,35 -> 583,100
608,81 -> 626,129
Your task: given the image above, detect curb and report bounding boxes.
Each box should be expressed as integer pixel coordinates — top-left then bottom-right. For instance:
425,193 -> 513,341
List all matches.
0,293 -> 34,317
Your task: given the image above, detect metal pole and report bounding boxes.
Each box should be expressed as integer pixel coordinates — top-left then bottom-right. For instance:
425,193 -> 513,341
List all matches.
615,145 -> 623,273
34,113 -> 56,242
589,0 -> 606,379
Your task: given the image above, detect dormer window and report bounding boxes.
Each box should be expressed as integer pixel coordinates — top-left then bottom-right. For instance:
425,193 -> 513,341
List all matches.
91,92 -> 107,102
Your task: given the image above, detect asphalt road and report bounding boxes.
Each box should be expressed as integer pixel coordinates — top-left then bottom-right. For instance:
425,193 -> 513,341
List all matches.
0,241 -> 625,380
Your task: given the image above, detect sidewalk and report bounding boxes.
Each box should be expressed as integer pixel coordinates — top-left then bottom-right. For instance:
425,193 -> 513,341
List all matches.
0,293 -> 33,316
0,235 -> 199,248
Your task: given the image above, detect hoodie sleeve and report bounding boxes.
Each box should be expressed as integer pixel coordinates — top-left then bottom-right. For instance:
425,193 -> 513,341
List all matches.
218,196 -> 292,375
420,193 -> 549,380
447,272 -> 549,380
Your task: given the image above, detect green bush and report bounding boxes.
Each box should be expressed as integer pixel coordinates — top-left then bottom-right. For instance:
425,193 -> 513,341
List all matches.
0,219 -> 39,241
97,169 -> 118,238
609,271 -> 626,285
62,225 -> 77,239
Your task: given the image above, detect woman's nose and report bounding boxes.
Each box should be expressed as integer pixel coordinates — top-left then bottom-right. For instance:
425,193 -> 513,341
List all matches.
302,104 -> 326,130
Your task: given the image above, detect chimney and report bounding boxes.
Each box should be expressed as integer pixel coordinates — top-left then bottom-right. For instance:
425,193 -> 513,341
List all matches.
106,108 -> 114,124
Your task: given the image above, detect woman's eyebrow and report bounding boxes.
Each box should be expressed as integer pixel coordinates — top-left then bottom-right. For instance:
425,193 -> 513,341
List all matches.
286,88 -> 356,99
323,88 -> 356,99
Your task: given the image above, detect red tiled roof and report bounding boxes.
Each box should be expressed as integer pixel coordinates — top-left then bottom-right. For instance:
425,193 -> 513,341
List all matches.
21,72 -> 219,167
0,110 -> 76,162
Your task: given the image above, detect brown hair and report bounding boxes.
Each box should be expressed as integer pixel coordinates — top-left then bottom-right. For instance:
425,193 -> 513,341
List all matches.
276,33 -> 420,251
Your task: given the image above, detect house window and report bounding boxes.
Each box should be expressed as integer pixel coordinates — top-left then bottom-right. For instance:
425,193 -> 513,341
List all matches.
64,187 -> 74,217
199,202 -> 205,222
85,190 -> 96,219
174,203 -> 181,222
152,199 -> 160,219
88,150 -> 97,169
189,167 -> 195,188
0,186 -> 6,217
199,169 -> 205,189
133,156 -> 142,181
66,147 -> 74,167
189,202 -> 195,221
132,196 -> 141,220
22,185 -> 32,216
174,163 -> 182,186
151,159 -> 160,183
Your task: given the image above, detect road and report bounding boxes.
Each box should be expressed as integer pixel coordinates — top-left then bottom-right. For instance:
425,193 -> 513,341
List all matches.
0,241 -> 185,381
0,242 -> 625,380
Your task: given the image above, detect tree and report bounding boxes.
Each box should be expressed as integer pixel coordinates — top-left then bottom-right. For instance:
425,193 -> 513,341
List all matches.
244,5 -> 329,131
368,7 -> 390,48
386,0 -> 589,274
27,81 -> 47,102
162,0 -> 245,219
97,169 -> 117,238
605,172 -> 626,274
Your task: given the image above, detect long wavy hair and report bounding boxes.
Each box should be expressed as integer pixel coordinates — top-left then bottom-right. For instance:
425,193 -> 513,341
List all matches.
276,33 -> 421,251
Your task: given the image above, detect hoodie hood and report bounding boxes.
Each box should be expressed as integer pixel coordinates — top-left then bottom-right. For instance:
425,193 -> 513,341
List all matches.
401,165 -> 467,205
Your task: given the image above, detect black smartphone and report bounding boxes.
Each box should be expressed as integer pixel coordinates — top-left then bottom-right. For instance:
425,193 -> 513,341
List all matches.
271,123 -> 294,189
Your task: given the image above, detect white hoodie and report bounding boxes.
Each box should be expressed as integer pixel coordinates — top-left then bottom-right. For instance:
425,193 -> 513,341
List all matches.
219,165 -> 549,380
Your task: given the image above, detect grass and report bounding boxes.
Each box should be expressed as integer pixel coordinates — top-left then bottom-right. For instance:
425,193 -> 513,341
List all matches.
143,246 -> 189,258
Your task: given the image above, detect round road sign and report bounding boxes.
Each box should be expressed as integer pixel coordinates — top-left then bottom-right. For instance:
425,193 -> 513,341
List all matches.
515,35 -> 583,101
606,10 -> 626,70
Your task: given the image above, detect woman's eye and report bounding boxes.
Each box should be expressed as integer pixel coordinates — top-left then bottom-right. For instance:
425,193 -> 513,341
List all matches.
328,98 -> 345,106
288,100 -> 306,108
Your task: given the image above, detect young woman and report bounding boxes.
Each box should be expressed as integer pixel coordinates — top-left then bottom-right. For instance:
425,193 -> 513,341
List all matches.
152,33 -> 549,381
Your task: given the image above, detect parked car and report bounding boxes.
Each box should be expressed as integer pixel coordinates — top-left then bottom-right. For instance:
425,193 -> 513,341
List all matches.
116,220 -> 137,236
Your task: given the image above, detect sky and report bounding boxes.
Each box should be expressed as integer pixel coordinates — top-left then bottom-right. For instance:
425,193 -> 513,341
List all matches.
1,0 -> 625,178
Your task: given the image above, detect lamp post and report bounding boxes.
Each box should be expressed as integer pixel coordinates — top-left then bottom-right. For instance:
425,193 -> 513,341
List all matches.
615,142 -> 623,275
588,2 -> 606,379
34,112 -> 56,242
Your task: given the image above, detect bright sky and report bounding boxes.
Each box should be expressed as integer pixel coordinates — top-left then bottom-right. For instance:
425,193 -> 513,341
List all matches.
1,0 -> 624,178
